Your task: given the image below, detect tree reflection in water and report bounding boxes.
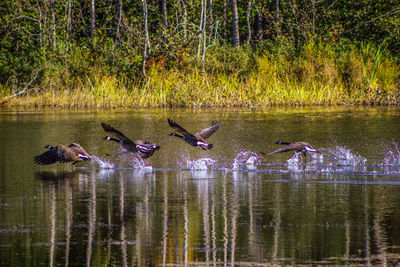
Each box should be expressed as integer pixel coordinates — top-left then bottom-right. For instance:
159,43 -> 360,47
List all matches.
13,169 -> 400,266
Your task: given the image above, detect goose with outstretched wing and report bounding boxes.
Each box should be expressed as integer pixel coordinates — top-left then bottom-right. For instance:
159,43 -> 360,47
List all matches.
101,122 -> 160,159
34,143 -> 90,165
268,141 -> 319,156
167,118 -> 219,150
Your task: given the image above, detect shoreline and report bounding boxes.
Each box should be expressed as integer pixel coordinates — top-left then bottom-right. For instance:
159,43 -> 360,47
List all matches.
2,42 -> 399,109
1,87 -> 399,109
2,96 -> 400,111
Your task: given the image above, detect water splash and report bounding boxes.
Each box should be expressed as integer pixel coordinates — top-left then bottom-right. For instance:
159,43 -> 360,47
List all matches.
186,158 -> 216,171
383,143 -> 400,165
90,156 -> 114,169
310,152 -> 324,162
232,150 -> 259,170
323,146 -> 366,166
126,154 -> 153,169
286,152 -> 303,166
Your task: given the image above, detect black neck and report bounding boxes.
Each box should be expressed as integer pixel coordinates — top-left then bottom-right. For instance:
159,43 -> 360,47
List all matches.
276,141 -> 291,145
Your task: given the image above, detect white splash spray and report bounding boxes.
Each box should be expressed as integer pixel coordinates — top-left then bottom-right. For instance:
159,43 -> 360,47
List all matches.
286,152 -> 303,166
126,154 -> 153,169
90,156 -> 114,169
186,158 -> 216,171
383,143 -> 400,165
232,150 -> 259,170
322,146 -> 366,166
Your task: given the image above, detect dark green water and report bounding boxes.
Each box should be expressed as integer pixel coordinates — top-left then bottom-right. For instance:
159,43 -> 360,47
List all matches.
1,107 -> 400,266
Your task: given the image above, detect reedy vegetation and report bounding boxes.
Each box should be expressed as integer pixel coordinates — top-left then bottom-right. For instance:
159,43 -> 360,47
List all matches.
2,40 -> 399,108
1,0 -> 400,108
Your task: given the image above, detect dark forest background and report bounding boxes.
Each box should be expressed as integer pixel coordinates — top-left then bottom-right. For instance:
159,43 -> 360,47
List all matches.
1,0 -> 399,106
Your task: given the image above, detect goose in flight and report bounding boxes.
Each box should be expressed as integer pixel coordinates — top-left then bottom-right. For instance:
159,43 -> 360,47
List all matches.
101,122 -> 160,159
167,118 -> 219,150
268,141 -> 319,156
34,143 -> 90,165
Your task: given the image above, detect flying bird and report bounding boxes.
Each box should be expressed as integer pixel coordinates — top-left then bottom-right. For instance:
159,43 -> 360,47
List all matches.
101,122 -> 160,159
268,141 -> 319,156
34,143 -> 91,165
167,118 -> 219,150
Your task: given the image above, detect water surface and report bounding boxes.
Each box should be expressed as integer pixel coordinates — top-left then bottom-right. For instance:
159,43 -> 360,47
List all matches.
1,107 -> 400,266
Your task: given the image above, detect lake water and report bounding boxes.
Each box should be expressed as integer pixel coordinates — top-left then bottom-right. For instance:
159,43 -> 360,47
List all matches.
1,107 -> 400,266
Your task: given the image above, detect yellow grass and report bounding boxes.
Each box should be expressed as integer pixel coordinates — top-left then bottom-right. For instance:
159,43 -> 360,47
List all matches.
1,41 -> 399,109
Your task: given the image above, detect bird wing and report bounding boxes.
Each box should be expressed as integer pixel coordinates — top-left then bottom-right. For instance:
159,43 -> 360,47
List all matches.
68,143 -> 90,156
167,118 -> 193,137
56,145 -> 80,163
268,145 -> 295,154
268,142 -> 307,154
101,122 -> 136,145
34,145 -> 74,165
194,121 -> 220,140
34,147 -> 59,165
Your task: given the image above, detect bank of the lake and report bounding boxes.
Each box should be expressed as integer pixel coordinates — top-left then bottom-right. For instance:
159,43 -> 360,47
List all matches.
2,42 -> 400,109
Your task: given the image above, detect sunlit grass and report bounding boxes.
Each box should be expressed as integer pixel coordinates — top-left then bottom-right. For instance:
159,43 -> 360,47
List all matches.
1,40 -> 399,108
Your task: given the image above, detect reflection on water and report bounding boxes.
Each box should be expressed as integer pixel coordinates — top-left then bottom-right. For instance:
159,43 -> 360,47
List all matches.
2,108 -> 400,266
5,168 -> 400,265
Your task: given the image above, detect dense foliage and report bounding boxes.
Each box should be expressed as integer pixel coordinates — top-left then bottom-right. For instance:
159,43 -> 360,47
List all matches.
0,0 -> 399,107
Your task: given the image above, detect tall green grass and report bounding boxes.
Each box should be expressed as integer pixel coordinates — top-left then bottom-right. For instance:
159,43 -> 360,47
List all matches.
1,40 -> 399,108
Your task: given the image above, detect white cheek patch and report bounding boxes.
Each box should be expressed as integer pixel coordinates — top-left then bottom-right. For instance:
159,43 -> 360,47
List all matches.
137,144 -> 150,151
305,146 -> 317,153
197,141 -> 207,147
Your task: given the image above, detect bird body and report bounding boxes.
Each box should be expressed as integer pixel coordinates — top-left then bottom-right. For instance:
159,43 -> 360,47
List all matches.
101,122 -> 160,159
34,143 -> 90,165
269,141 -> 319,156
167,118 -> 219,150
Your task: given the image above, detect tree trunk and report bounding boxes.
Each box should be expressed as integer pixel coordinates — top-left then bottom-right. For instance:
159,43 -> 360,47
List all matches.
50,0 -> 56,50
223,0 -> 227,40
231,0 -> 240,47
209,0 -> 213,40
91,0 -> 96,37
312,0 -> 316,36
66,0 -> 72,52
142,0 -> 150,77
116,0 -> 123,47
181,0 -> 187,41
197,0 -> 204,58
37,1 -> 44,47
275,0 -> 280,36
246,0 -> 252,45
201,0 -> 207,63
255,8 -> 263,41
162,0 -> 168,43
